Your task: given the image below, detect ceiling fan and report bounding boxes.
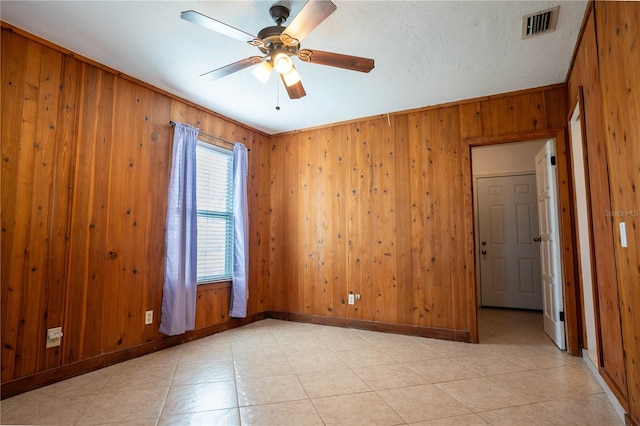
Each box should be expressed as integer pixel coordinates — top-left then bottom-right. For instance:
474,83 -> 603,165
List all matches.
181,0 -> 375,99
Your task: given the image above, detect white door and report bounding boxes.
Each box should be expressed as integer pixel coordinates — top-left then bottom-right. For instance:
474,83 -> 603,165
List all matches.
478,175 -> 542,310
535,140 -> 566,350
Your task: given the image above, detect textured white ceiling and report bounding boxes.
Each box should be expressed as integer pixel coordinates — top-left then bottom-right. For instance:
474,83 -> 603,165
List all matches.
1,1 -> 587,134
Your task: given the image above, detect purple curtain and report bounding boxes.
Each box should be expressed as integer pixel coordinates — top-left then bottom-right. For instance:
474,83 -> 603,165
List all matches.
230,143 -> 249,318
159,122 -> 199,335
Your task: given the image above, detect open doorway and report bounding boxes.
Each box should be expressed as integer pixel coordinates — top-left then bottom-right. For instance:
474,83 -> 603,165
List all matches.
472,139 -> 566,348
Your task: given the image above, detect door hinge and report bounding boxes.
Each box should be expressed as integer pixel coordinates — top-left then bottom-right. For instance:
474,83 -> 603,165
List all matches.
559,311 -> 565,321
550,155 -> 556,166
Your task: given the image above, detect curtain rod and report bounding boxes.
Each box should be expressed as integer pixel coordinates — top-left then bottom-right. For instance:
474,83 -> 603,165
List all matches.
169,121 -> 250,151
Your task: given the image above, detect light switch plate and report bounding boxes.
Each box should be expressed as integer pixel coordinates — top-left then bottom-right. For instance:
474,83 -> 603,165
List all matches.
619,222 -> 628,248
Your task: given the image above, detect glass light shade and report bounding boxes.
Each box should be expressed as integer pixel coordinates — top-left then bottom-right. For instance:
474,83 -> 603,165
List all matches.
252,61 -> 273,84
282,67 -> 301,87
273,52 -> 293,74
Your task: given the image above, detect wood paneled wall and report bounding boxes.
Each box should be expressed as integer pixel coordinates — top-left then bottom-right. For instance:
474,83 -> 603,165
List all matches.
595,2 -> 640,424
566,3 -> 628,411
567,2 -> 640,423
269,85 -> 568,344
1,26 -> 270,390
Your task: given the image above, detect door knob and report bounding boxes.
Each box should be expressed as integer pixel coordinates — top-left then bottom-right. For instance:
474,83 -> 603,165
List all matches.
533,237 -> 542,242
481,250 -> 487,255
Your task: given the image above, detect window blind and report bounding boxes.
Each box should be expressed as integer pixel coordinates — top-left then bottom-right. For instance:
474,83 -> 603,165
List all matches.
195,142 -> 234,282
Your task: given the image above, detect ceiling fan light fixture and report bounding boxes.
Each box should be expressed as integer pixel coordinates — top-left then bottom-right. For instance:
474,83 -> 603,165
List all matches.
252,60 -> 273,84
273,52 -> 293,74
282,67 -> 301,87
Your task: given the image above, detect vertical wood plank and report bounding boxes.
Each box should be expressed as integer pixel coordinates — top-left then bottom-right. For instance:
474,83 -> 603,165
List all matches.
372,118 -> 398,323
43,54 -> 82,370
329,125 -> 349,317
268,136 -> 286,312
1,30 -> 30,382
347,121 -> 373,320
15,43 -> 63,378
393,114 -> 414,325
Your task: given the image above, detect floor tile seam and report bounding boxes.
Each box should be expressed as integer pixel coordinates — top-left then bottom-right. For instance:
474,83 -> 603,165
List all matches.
480,373 -> 606,403
331,352 -> 403,370
294,366 -> 375,397
432,376 -> 537,411
535,398 -> 605,425
510,361 -> 587,375
305,392 -> 334,426
371,387 -> 471,425
527,374 -> 605,395
378,346 -> 449,363
157,364 -> 182,422
158,397 -> 240,419
312,389 -> 408,425
237,394 -> 310,408
472,400 -> 577,420
90,364 -> 124,398
402,364 -> 481,383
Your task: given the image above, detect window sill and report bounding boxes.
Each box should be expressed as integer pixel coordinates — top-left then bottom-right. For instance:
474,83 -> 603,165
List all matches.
197,280 -> 231,290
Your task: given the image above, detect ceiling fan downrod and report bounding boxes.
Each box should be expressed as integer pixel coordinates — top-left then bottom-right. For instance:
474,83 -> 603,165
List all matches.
269,4 -> 290,26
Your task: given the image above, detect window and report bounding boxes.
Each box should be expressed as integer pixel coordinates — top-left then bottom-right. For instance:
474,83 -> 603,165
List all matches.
195,142 -> 234,282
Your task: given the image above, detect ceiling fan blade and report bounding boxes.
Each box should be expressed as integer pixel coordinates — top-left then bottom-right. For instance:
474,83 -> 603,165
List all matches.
280,69 -> 306,99
280,1 -> 337,46
201,57 -> 262,81
299,49 -> 375,73
181,10 -> 257,44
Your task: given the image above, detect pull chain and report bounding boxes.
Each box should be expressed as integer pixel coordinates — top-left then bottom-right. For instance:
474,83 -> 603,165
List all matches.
275,80 -> 281,111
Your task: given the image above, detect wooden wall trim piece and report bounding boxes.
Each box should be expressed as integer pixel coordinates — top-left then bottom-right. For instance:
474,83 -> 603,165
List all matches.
553,129 -> 582,356
266,311 -> 471,342
274,84 -> 567,138
464,127 -> 565,146
0,313 -> 266,400
565,2 -> 594,84
466,127 -> 581,356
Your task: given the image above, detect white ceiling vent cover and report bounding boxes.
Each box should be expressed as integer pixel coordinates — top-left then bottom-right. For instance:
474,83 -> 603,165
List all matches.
522,6 -> 559,39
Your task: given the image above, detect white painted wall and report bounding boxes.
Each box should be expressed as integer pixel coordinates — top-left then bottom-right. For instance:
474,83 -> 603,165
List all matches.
472,139 -> 547,176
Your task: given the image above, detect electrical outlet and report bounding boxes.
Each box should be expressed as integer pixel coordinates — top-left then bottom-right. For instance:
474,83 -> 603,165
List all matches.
348,294 -> 355,305
145,310 -> 153,325
46,327 -> 63,348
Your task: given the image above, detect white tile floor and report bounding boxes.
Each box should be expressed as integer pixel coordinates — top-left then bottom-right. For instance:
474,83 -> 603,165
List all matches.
0,309 -> 624,425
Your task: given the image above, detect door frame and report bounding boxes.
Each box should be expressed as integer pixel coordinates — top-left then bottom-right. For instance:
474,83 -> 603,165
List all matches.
472,171 -> 541,309
466,128 -> 582,355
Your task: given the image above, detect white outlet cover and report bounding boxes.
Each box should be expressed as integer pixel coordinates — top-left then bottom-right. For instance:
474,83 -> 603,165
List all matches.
348,294 -> 355,305
46,327 -> 63,348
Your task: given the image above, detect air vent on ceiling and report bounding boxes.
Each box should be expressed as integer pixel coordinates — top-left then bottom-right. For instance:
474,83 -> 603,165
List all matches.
522,6 -> 559,39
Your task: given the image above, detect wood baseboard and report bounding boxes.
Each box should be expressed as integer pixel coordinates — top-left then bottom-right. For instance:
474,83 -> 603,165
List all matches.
1,311 -> 470,399
265,311 -> 471,342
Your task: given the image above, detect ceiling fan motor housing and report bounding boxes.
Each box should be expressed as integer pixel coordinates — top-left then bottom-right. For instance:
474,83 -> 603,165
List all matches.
256,25 -> 299,57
